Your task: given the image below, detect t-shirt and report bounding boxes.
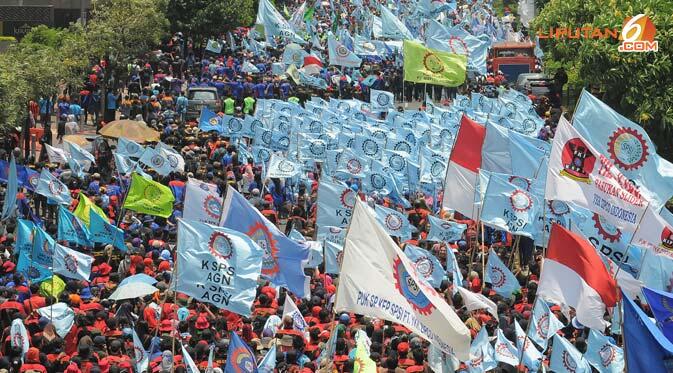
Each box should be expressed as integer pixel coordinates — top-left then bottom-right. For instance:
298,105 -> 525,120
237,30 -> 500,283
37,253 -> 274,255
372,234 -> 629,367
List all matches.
243,96 -> 255,114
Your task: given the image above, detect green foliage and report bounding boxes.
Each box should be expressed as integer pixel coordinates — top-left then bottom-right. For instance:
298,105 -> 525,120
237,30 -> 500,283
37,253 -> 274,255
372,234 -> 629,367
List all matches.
0,36 -> 16,42
166,0 -> 255,39
532,0 -> 673,160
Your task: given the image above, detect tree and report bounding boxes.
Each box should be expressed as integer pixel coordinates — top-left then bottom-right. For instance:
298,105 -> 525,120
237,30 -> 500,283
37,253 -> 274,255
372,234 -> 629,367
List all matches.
85,0 -> 169,119
532,0 -> 673,161
166,0 -> 255,41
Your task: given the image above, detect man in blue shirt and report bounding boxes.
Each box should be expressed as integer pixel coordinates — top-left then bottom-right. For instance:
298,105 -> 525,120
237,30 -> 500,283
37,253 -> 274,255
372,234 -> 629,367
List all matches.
38,96 -> 52,125
105,90 -> 119,123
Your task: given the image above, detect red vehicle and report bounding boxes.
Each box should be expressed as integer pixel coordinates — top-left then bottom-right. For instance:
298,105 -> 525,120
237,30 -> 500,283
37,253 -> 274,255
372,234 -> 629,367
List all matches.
489,42 -> 537,82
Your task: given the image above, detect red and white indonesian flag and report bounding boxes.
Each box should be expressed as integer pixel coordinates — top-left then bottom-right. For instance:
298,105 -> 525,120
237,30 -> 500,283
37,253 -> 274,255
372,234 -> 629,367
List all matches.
335,200 -> 470,359
538,224 -> 618,330
183,178 -> 222,226
545,117 -> 648,231
632,205 -> 673,257
442,115 -> 486,219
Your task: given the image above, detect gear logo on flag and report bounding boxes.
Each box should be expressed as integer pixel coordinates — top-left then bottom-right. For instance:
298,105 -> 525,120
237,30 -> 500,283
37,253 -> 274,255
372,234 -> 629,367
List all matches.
337,102 -> 350,112
361,139 -> 379,157
134,345 -> 146,365
469,350 -> 484,368
376,92 -> 391,106
534,314 -> 550,340
11,331 -> 24,349
385,214 -> 403,232
208,232 -> 233,260
257,148 -> 271,163
246,222 -> 280,277
230,346 -> 255,373
488,266 -> 506,288
388,154 -> 405,172
592,213 -> 622,243
203,195 -> 221,219
208,117 -> 219,126
496,343 -> 517,360
394,141 -> 412,154
278,160 -> 295,173
599,344 -> 616,367
64,253 -> 78,273
250,119 -> 263,132
340,189 -> 357,209
372,130 -> 387,142
422,51 -> 444,74
510,190 -> 533,213
28,174 -> 39,189
336,44 -> 350,57
560,138 -> 596,183
199,183 -> 211,192
548,200 -> 570,216
392,257 -> 435,315
413,257 -> 434,279
448,36 -> 469,55
431,161 -> 444,178
48,180 -> 64,195
607,127 -> 649,171
370,174 -> 386,190
660,226 -> 673,250
310,141 -> 325,157
277,136 -> 290,149
126,142 -> 140,154
508,176 -> 531,191
520,119 -> 537,135
309,120 -> 322,133
561,350 -> 578,371
167,154 -> 179,168
228,118 -> 243,133
143,185 -> 163,202
280,106 -> 292,115
353,112 -> 366,121
150,155 -> 165,168
278,115 -> 290,124
261,131 -> 272,146
440,129 -> 454,144
346,158 -> 363,174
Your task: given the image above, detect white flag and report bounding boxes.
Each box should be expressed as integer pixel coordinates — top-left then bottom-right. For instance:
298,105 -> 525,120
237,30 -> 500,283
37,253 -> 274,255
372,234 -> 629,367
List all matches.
494,328 -> 519,367
632,205 -> 673,257
456,286 -> 498,318
53,243 -> 93,281
370,89 -> 395,112
10,318 -> 29,359
45,144 -> 69,164
545,117 -> 648,231
156,142 -> 185,173
181,342 -> 200,373
266,153 -> 301,179
133,329 -> 149,373
335,200 -> 471,359
183,178 -> 222,225
282,295 -> 308,332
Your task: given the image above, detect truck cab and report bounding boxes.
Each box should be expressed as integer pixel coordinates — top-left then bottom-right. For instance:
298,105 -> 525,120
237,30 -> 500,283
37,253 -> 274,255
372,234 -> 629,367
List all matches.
489,42 -> 537,82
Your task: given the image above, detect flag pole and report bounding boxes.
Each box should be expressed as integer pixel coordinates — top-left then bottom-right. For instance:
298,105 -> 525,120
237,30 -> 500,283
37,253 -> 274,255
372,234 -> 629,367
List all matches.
480,222 -> 486,291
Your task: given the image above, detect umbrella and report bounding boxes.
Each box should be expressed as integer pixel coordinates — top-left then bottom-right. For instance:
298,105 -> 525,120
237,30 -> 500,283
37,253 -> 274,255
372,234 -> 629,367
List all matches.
108,282 -> 159,301
99,119 -> 160,143
119,273 -> 158,287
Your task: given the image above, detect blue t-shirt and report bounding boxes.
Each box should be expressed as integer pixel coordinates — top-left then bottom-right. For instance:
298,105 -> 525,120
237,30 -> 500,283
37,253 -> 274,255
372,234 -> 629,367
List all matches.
107,93 -> 117,110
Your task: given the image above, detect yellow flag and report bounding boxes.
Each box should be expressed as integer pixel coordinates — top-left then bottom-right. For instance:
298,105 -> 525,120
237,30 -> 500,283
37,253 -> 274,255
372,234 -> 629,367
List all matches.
73,192 -> 107,227
40,275 -> 66,298
403,40 -> 467,87
286,64 -> 300,84
353,338 -> 377,373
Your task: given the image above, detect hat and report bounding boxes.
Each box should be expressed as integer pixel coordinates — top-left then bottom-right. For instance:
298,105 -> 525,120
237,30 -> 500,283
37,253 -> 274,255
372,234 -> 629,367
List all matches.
160,249 -> 172,261
98,263 -> 112,275
65,363 -> 82,373
338,313 -> 350,324
195,316 -> 210,330
26,347 -> 40,363
2,261 -> 15,272
397,342 -> 410,354
80,287 -> 92,300
177,307 -> 189,321
159,319 -> 173,332
158,261 -> 170,272
311,306 -> 321,316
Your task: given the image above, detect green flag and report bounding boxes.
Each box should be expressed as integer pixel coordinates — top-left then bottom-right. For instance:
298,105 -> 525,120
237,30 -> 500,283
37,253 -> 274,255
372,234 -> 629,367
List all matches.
303,6 -> 314,23
73,192 -> 108,227
402,40 -> 467,87
123,173 -> 175,218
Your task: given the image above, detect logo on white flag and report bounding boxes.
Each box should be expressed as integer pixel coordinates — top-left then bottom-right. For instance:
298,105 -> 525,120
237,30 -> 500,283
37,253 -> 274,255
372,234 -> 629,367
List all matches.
592,214 -> 622,243
64,254 -> 78,273
510,190 -> 533,213
561,350 -> 577,371
209,232 -> 234,260
392,257 -> 435,315
560,138 -> 596,183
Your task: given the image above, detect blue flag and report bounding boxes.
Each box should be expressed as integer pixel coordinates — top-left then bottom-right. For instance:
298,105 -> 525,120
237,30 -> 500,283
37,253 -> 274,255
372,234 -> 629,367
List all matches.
15,219 -> 35,254
31,225 -> 55,267
298,71 -> 328,90
283,43 -> 308,67
494,328 -> 519,367
117,137 -> 145,158
17,250 -> 52,283
327,33 -> 362,67
138,147 -> 173,176
426,215 -> 466,242
425,20 -> 489,74
36,303 -> 74,338
642,286 -> 673,344
624,291 -> 673,372
89,210 -> 126,252
36,169 -> 72,205
221,186 -> 309,297
205,39 -> 222,54
316,180 -> 357,229
403,244 -> 444,288
527,298 -> 564,352
585,329 -> 625,373
174,220 -> 264,315
480,173 -> 540,238
57,206 -> 93,247
198,107 -> 222,133
446,247 -> 463,294
379,4 -> 413,40
2,154 -> 17,220
17,165 -> 39,192
574,89 -> 673,210
53,243 -> 93,281
66,141 -> 95,174
484,249 -> 520,298
467,326 -> 496,372
225,331 -> 258,372
324,241 -> 343,274
373,204 -> 411,239
114,152 -> 137,176
515,319 -> 542,372
550,334 -> 592,373
258,344 -> 276,373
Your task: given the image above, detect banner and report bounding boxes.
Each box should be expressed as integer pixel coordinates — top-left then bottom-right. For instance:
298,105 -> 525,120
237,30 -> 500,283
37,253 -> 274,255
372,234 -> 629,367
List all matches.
403,40 -> 467,87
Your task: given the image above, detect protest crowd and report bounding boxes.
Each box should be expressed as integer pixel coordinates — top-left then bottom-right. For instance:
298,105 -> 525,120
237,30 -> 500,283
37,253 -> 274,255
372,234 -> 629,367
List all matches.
1,0 -> 672,372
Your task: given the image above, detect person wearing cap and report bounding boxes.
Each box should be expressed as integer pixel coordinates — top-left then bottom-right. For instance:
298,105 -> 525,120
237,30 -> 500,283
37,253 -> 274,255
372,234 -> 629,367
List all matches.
20,347 -> 47,373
